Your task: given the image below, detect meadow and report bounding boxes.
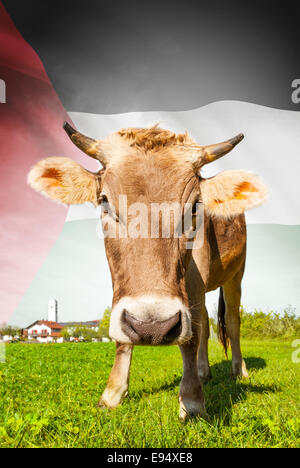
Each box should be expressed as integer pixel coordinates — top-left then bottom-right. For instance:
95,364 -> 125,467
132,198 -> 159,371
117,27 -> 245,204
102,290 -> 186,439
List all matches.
0,339 -> 299,448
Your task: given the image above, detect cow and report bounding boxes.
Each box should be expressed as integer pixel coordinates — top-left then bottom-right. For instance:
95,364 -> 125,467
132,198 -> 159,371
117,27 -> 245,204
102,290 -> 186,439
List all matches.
28,123 -> 267,419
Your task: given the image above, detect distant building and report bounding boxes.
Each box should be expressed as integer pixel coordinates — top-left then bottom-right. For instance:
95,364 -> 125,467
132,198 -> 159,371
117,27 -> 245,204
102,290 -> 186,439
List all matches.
21,298 -> 102,343
23,320 -> 63,343
0,335 -> 19,343
102,337 -> 110,343
48,299 -> 58,322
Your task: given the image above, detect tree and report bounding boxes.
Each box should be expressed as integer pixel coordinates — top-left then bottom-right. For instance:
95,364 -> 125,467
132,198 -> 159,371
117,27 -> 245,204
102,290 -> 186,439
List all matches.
71,326 -> 98,342
98,307 -> 112,339
0,324 -> 21,339
61,328 -> 71,341
81,327 -> 98,342
72,326 -> 85,340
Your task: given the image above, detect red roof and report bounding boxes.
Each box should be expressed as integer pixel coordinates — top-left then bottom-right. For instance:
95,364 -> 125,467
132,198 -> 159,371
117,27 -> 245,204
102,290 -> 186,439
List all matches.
39,321 -> 63,329
25,320 -> 63,330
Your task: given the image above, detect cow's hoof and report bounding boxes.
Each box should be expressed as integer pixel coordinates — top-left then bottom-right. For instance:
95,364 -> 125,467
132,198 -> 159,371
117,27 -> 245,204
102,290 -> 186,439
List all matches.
97,388 -> 128,409
97,396 -> 118,409
179,397 -> 206,421
231,359 -> 249,379
97,399 -> 111,409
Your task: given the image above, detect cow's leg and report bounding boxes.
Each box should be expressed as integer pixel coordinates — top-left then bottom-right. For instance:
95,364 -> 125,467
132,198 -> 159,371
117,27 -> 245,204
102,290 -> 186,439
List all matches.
197,305 -> 212,383
223,273 -> 248,378
98,343 -> 133,408
179,332 -> 206,420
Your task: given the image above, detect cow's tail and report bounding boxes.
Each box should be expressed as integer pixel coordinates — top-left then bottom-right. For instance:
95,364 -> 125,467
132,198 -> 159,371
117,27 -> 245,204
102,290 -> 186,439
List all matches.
217,287 -> 229,358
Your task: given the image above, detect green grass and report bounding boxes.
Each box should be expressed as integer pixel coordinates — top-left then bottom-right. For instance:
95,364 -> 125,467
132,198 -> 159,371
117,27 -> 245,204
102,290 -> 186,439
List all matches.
0,339 -> 299,448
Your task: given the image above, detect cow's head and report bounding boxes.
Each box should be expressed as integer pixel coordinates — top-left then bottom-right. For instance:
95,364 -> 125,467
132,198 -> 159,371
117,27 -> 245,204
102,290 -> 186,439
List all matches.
28,123 -> 267,345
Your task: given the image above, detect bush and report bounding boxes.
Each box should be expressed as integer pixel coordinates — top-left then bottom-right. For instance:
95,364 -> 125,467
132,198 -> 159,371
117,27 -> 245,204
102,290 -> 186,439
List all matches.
240,305 -> 300,338
209,305 -> 300,339
98,307 -> 112,339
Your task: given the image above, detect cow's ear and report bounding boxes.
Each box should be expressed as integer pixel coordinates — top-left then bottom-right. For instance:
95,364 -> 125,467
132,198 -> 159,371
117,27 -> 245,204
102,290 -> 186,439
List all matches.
200,170 -> 268,218
28,157 -> 101,205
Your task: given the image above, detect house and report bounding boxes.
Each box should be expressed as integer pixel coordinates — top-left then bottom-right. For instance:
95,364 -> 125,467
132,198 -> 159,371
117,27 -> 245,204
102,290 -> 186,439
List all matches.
0,335 -> 19,343
23,320 -> 63,343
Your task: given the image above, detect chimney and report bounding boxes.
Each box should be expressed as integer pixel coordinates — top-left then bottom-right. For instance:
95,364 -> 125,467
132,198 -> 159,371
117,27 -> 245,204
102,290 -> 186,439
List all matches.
48,299 -> 58,322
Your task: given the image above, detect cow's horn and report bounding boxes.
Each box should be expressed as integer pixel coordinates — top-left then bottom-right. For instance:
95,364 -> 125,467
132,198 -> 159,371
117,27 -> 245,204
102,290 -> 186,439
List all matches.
200,133 -> 244,166
63,122 -> 107,166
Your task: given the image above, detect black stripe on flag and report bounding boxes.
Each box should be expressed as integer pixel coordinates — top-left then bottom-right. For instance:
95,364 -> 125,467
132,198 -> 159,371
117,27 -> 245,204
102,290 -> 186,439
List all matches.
3,0 -> 300,113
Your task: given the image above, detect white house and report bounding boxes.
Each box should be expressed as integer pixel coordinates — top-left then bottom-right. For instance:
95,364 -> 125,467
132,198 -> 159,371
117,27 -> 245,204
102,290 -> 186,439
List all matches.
23,320 -> 63,343
0,335 -> 19,343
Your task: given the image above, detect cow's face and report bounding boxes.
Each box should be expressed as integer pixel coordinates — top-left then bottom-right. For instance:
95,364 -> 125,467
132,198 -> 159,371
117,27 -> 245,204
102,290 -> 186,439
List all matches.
28,124 -> 267,345
99,146 -> 199,345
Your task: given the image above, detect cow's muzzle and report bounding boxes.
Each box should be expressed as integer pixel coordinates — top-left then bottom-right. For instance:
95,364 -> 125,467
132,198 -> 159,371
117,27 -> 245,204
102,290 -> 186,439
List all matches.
121,310 -> 182,345
109,296 -> 192,345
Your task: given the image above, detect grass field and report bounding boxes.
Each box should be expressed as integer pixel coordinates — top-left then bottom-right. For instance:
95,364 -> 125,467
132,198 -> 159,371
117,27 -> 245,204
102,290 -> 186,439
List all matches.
0,339 -> 299,448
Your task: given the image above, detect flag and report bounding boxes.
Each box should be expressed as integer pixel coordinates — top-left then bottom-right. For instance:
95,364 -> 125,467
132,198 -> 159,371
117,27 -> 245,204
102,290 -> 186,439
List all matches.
1,1 -> 299,325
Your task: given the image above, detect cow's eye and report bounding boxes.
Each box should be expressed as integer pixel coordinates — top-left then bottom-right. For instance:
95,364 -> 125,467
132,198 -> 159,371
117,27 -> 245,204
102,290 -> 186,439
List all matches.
100,194 -> 119,221
99,194 -> 108,204
99,194 -> 110,214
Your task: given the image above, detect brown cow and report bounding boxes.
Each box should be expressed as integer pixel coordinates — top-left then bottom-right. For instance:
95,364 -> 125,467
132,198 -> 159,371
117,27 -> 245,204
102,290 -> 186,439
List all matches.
28,123 -> 267,419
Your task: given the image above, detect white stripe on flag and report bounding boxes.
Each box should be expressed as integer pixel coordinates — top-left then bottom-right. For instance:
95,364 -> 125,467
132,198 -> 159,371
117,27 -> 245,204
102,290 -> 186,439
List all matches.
68,101 -> 300,224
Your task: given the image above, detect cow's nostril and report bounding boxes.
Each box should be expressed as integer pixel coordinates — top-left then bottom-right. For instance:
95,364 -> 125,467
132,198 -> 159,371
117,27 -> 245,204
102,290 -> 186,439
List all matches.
121,309 -> 182,345
163,311 -> 182,343
121,309 -> 141,344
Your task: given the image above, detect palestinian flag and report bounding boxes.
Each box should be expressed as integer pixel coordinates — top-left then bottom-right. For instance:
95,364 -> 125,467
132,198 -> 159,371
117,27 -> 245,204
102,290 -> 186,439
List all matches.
1,0 -> 299,326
